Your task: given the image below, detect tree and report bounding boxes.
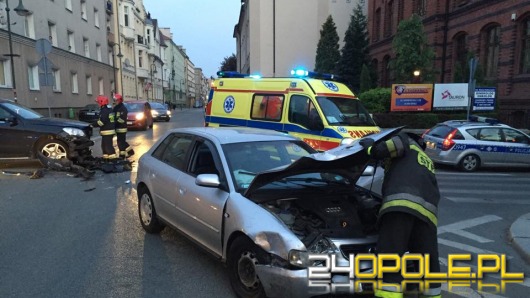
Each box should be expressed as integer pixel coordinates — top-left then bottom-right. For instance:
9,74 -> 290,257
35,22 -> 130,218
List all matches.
359,64 -> 372,93
315,15 -> 341,73
220,54 -> 237,71
338,4 -> 370,92
390,14 -> 435,83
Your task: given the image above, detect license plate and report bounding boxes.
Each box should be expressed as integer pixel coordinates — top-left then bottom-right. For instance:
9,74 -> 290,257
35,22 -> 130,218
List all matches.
127,121 -> 133,125
86,112 -> 95,115
426,141 -> 436,149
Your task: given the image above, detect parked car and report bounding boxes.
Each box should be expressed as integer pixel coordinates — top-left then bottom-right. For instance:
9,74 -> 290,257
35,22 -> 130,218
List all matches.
78,104 -> 100,123
136,126 -> 398,298
123,100 -> 153,130
150,102 -> 171,122
422,116 -> 530,171
0,99 -> 93,163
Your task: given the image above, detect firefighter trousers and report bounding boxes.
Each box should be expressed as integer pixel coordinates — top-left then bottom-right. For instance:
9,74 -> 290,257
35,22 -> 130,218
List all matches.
101,135 -> 116,159
116,132 -> 134,158
375,212 -> 441,298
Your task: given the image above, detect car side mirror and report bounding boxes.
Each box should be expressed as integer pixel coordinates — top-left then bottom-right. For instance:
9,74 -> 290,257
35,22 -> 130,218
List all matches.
196,174 -> 221,188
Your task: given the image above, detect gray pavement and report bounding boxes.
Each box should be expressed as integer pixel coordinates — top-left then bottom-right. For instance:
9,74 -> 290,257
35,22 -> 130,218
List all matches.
510,213 -> 530,264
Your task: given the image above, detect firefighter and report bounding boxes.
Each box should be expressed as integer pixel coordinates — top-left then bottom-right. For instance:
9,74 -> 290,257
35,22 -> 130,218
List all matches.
92,95 -> 117,161
360,133 -> 441,298
112,93 -> 134,159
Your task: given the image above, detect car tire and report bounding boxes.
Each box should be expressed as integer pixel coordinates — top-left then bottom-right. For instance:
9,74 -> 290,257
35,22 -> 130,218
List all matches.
228,237 -> 267,298
459,154 -> 480,172
138,187 -> 164,233
165,118 -> 170,122
36,138 -> 69,160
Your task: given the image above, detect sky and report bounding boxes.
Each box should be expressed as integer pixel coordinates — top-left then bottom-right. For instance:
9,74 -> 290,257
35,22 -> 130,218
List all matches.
144,0 -> 241,78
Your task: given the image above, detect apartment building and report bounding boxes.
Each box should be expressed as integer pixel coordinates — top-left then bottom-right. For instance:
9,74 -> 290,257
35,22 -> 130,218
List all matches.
368,0 -> 530,128
160,27 -> 188,106
233,0 -> 367,77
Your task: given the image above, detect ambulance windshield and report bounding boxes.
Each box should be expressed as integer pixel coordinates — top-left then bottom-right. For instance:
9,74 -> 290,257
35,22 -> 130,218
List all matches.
316,96 -> 376,127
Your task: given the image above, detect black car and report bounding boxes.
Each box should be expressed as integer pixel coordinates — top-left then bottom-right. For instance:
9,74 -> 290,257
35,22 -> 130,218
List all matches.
150,102 -> 171,122
0,99 -> 94,164
78,104 -> 100,123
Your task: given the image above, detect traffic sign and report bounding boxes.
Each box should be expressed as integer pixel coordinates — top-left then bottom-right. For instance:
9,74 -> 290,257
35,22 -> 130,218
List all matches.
473,87 -> 496,111
35,38 -> 52,56
37,57 -> 54,73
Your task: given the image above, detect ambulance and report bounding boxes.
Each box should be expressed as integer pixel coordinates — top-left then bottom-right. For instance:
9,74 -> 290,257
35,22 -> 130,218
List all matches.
204,69 -> 380,151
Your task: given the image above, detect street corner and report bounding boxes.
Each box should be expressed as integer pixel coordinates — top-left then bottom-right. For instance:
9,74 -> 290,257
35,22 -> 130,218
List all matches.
509,213 -> 530,264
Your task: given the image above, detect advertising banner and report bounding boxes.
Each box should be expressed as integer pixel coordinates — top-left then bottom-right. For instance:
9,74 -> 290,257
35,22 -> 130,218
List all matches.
433,83 -> 469,110
390,84 -> 433,112
473,87 -> 496,111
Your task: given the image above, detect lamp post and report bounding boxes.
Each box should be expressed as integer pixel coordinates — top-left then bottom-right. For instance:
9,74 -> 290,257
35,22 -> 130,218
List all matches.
3,0 -> 31,100
413,70 -> 421,84
150,63 -> 157,101
111,42 -> 123,96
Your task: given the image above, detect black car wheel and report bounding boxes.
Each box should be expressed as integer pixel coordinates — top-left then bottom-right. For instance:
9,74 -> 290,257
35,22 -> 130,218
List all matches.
36,139 -> 69,160
138,187 -> 164,233
459,154 -> 480,172
228,237 -> 266,298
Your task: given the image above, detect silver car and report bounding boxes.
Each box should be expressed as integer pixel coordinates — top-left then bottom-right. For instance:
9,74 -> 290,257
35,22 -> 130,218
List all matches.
136,127 -> 396,298
422,118 -> 530,171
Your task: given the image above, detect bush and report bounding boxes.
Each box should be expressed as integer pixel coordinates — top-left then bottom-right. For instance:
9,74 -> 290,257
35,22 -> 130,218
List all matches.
358,88 -> 391,113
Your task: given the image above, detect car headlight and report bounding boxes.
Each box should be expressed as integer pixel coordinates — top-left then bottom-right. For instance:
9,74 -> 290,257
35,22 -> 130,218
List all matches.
136,112 -> 145,120
62,127 -> 86,137
166,110 -> 171,116
340,137 -> 355,146
151,110 -> 159,116
288,249 -> 309,268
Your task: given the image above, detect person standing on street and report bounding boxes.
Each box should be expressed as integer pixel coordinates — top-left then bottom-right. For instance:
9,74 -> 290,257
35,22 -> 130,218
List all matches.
113,93 -> 134,159
360,132 -> 442,298
93,95 -> 117,161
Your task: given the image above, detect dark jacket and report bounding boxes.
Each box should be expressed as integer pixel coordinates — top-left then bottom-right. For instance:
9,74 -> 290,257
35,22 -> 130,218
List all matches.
93,105 -> 115,136
113,103 -> 128,133
369,133 -> 440,228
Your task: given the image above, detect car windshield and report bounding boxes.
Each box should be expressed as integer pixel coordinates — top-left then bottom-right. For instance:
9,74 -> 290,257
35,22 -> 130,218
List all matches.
151,103 -> 166,110
316,96 -> 376,126
426,124 -> 454,138
84,104 -> 99,110
222,140 -> 315,192
124,103 -> 145,112
3,102 -> 44,119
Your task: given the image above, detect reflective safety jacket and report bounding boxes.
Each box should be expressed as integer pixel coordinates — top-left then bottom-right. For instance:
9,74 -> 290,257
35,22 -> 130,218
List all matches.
94,105 -> 116,136
368,133 -> 440,228
113,103 -> 128,133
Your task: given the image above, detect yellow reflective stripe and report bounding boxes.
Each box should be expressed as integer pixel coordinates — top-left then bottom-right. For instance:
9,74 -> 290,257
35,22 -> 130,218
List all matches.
386,139 -> 397,158
367,146 -> 372,155
380,199 -> 438,226
125,146 -> 133,152
116,128 -> 128,133
375,289 -> 403,298
97,120 -> 104,126
100,130 -> 116,136
117,119 -> 125,123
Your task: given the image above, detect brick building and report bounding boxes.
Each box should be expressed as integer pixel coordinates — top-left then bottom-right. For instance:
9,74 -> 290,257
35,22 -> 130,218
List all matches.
368,0 -> 530,128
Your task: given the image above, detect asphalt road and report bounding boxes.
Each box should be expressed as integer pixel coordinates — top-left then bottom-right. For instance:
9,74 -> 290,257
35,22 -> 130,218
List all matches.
1,108 -> 529,298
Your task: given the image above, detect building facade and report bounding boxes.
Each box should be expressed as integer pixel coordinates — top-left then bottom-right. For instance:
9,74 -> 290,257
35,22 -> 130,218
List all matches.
234,0 -> 366,77
368,0 -> 530,128
160,28 -> 188,107
0,0 -> 115,117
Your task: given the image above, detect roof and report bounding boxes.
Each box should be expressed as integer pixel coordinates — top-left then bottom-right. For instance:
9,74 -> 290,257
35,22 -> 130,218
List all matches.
169,127 -> 297,144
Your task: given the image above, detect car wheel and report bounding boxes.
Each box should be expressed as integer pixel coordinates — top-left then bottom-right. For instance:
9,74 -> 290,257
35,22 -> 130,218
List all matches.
138,187 -> 164,233
165,118 -> 170,122
228,237 -> 267,298
459,154 -> 480,172
37,139 -> 69,160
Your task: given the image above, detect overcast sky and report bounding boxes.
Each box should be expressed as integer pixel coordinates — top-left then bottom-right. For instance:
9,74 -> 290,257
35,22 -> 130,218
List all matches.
144,0 -> 241,78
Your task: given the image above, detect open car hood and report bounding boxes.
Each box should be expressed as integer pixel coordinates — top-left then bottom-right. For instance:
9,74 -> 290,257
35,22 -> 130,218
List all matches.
244,127 -> 404,200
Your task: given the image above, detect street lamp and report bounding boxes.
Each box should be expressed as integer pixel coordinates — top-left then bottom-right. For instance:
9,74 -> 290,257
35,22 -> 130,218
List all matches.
413,70 -> 421,83
111,42 -> 123,96
4,0 -> 31,100
150,63 -> 157,101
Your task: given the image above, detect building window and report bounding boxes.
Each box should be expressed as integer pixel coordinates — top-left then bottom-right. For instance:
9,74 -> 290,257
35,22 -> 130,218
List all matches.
382,55 -> 391,87
147,29 -> 151,44
0,60 -> 11,87
108,50 -> 113,66
81,1 -> 87,20
71,73 -> 78,94
374,8 -> 381,42
453,33 -> 468,81
48,22 -> 58,47
484,25 -> 500,78
65,0 -> 72,11
28,66 -> 40,90
397,0 -> 404,22
68,30 -> 75,52
53,70 -> 61,92
86,76 -> 92,95
521,17 -> 530,74
96,44 -> 102,62
124,6 -> 129,27
24,14 -> 35,39
384,0 -> 394,38
99,78 -> 104,95
138,50 -> 143,68
83,38 -> 90,58
414,0 -> 426,16
94,9 -> 100,28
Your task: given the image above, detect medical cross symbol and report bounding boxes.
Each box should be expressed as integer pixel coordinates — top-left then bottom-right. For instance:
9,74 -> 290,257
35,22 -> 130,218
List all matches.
223,96 -> 235,113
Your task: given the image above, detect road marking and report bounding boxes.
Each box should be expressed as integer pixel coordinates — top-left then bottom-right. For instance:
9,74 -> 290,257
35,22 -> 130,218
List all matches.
441,189 -> 526,195
438,215 -> 501,243
445,197 -> 530,205
438,238 -> 510,257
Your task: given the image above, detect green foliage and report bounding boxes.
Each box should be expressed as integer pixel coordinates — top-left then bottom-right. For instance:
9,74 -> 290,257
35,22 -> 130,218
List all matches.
315,15 -> 341,73
220,54 -> 237,71
358,88 -> 391,113
359,64 -> 372,93
337,4 -> 369,93
390,14 -> 435,83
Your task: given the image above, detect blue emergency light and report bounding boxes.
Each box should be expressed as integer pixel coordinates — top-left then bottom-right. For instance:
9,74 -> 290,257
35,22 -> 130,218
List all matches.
468,115 -> 500,125
290,68 -> 339,81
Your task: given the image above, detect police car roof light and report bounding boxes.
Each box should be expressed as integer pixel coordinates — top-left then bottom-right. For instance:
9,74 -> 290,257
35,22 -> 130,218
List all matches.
468,115 -> 500,125
217,71 -> 248,78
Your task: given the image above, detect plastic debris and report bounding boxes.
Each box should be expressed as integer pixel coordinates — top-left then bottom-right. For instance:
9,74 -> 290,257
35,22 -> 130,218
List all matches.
125,180 -> 131,184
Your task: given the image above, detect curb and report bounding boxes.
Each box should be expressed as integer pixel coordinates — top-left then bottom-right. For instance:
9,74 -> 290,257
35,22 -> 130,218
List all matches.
509,213 -> 530,264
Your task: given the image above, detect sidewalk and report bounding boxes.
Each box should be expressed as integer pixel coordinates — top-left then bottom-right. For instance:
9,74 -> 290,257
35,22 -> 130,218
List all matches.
509,213 -> 530,264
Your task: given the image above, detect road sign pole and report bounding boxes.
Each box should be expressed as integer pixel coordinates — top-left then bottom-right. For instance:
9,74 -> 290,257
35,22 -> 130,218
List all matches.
467,58 -> 478,120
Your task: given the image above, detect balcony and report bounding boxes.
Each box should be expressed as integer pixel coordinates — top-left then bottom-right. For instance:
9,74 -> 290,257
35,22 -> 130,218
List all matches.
137,68 -> 149,79
121,26 -> 135,41
106,1 -> 113,14
107,31 -> 115,45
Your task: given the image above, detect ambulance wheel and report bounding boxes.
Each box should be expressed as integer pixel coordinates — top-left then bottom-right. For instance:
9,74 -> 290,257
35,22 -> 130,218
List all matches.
228,237 -> 266,298
138,186 -> 164,233
36,138 -> 69,160
459,154 -> 480,172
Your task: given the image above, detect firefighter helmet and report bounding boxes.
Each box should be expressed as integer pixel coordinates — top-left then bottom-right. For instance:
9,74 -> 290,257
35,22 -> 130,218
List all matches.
114,93 -> 123,104
96,95 -> 109,106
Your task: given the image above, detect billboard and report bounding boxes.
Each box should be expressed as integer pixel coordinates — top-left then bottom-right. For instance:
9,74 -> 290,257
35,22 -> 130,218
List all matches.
473,87 -> 496,111
433,83 -> 469,110
390,84 -> 433,112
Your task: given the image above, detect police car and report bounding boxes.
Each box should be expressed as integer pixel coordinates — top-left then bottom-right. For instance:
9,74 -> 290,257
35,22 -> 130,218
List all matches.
421,116 -> 530,171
